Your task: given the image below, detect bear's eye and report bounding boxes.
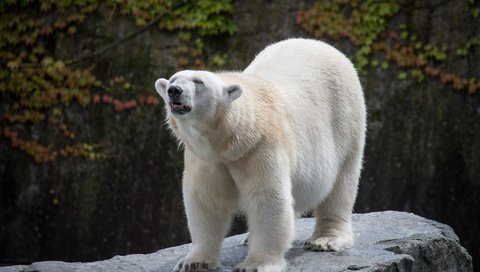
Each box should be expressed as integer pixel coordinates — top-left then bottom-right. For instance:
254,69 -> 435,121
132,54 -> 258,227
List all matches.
192,79 -> 204,84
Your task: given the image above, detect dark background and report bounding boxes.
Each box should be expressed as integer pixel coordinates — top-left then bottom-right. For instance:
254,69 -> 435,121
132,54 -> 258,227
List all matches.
1,0 -> 479,268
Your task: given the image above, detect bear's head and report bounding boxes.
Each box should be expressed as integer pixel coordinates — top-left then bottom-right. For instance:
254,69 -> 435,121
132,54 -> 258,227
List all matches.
155,70 -> 243,121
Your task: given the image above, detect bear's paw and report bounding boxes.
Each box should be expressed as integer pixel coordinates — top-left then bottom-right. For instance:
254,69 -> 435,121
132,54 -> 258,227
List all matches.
303,234 -> 353,252
233,254 -> 286,272
174,256 -> 219,272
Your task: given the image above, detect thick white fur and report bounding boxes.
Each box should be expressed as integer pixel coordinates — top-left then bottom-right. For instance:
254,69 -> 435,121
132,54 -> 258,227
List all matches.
155,38 -> 366,272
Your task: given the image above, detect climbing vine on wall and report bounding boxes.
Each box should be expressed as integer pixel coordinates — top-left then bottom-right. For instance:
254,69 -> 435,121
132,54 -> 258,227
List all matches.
296,0 -> 480,94
108,0 -> 236,70
0,0 -> 236,163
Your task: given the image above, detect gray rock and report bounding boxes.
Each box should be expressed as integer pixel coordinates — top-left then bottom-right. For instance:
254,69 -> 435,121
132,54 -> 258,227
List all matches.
1,211 -> 472,272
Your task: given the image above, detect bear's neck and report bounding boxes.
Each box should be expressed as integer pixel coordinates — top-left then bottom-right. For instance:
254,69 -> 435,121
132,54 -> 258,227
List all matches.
171,73 -> 284,163
170,96 -> 261,163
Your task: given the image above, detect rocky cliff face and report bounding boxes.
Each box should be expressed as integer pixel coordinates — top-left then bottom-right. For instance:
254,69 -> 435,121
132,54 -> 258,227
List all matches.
0,0 -> 479,268
0,212 -> 473,272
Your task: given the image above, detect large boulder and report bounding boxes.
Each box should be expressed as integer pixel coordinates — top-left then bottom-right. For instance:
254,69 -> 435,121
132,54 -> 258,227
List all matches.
0,211 -> 472,272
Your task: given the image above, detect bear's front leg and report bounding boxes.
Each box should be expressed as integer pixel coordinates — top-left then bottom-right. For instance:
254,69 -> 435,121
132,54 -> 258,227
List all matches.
175,149 -> 239,272
229,149 -> 294,272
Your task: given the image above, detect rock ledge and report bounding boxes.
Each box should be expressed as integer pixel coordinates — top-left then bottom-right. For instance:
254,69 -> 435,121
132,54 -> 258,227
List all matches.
1,211 -> 472,272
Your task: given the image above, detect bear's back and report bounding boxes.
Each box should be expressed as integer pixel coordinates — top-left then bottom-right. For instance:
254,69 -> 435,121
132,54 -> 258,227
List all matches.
242,38 -> 364,138
244,38 -> 358,95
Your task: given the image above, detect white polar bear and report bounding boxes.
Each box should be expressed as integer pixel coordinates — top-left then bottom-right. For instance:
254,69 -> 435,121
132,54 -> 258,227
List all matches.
155,38 -> 366,272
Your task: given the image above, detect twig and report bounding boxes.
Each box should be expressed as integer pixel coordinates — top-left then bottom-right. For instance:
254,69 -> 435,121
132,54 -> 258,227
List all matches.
68,5 -> 178,66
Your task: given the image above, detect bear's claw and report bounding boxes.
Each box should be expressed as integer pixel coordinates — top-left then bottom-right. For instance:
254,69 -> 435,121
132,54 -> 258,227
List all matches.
174,260 -> 214,272
233,268 -> 257,272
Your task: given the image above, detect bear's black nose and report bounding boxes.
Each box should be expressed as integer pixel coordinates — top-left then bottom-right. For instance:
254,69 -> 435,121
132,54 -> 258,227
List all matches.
167,86 -> 183,99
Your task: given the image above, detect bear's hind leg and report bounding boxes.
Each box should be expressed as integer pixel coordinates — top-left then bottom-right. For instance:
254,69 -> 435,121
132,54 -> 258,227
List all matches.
304,152 -> 362,252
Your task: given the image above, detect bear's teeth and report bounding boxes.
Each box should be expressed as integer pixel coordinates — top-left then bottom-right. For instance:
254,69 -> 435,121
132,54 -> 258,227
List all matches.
171,102 -> 183,109
170,102 -> 190,112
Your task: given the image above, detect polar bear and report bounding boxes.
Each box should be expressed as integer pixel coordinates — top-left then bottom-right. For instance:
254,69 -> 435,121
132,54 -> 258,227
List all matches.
154,38 -> 366,272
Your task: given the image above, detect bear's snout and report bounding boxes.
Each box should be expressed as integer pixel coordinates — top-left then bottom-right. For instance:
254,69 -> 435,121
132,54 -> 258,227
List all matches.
167,85 -> 191,115
167,86 -> 183,99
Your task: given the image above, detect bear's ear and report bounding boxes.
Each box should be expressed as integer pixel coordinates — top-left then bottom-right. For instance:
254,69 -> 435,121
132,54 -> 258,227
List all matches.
154,78 -> 169,100
223,83 -> 243,103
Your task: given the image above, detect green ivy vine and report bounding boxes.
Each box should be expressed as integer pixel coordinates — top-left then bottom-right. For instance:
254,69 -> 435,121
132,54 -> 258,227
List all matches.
297,0 -> 480,94
0,0 -> 236,163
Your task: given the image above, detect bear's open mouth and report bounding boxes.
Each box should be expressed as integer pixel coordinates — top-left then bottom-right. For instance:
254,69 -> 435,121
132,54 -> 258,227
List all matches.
170,102 -> 191,114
